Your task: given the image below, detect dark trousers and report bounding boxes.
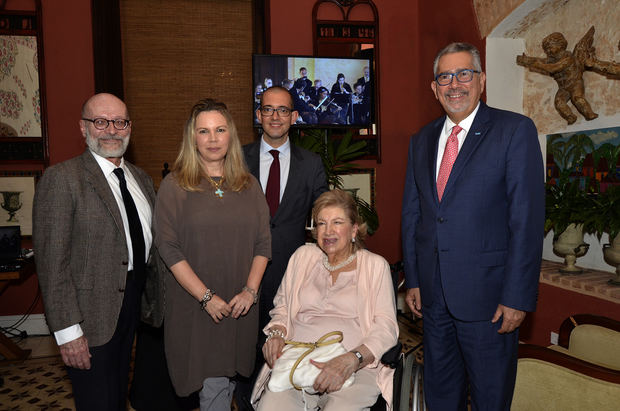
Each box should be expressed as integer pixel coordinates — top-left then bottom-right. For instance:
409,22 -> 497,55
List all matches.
67,271 -> 142,411
422,269 -> 519,411
129,322 -> 199,411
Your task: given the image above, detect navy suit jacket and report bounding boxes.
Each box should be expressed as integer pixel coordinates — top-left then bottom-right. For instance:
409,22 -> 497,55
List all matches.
243,141 -> 328,315
401,102 -> 545,321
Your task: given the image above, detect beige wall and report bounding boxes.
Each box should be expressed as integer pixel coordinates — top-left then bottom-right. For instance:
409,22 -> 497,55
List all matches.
519,0 -> 620,134
485,0 -> 620,273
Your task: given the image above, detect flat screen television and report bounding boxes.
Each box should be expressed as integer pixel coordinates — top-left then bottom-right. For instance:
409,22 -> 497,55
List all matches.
252,54 -> 374,128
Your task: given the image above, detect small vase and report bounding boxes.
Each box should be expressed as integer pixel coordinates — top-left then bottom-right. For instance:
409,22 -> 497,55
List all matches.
553,223 -> 589,274
1,191 -> 23,222
603,233 -> 620,286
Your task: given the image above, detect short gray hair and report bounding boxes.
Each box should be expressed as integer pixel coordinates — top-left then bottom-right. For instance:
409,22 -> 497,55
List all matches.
433,42 -> 482,76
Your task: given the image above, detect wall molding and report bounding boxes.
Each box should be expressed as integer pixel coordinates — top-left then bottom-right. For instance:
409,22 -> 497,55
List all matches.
0,314 -> 50,337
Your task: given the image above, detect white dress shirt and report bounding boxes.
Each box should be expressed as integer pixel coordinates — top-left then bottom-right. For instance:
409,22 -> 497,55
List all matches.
259,137 -> 291,201
54,151 -> 153,346
435,102 -> 480,180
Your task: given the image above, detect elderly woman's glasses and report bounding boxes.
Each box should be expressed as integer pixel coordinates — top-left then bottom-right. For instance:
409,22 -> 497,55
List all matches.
82,118 -> 131,130
260,106 -> 292,117
434,69 -> 480,86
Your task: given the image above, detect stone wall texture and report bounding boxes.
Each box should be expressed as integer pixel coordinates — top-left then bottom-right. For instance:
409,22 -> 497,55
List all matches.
473,0 -> 524,38
519,0 -> 620,134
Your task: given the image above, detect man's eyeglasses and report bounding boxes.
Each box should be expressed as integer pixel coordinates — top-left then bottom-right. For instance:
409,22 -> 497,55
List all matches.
82,118 -> 131,130
260,107 -> 292,117
434,69 -> 480,86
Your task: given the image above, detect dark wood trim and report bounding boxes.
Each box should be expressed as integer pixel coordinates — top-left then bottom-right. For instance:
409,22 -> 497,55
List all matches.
35,0 -> 48,166
254,0 -> 269,54
519,344 -> 620,384
312,0 -> 381,162
91,0 -> 124,98
558,314 -> 620,348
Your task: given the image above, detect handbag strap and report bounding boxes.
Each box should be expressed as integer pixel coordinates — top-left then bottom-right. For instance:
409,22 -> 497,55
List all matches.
284,331 -> 344,391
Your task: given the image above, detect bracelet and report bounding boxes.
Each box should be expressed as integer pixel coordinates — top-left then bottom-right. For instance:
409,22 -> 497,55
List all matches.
265,328 -> 285,343
199,288 -> 214,310
242,286 -> 259,304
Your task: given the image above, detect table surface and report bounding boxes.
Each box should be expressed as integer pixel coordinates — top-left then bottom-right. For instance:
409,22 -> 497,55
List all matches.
540,260 -> 619,304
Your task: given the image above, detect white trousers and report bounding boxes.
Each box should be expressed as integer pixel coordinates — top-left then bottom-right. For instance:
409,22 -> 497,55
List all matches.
256,368 -> 380,411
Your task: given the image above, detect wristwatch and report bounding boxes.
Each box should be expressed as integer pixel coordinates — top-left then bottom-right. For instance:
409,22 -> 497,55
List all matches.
351,350 -> 363,365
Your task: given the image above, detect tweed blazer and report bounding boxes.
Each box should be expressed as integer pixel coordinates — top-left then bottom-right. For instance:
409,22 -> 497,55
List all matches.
33,150 -> 162,347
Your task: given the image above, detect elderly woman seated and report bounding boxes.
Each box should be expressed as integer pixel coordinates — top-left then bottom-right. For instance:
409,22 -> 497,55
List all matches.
252,189 -> 399,410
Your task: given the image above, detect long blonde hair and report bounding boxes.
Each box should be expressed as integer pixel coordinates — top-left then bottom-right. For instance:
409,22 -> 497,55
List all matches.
173,98 -> 250,192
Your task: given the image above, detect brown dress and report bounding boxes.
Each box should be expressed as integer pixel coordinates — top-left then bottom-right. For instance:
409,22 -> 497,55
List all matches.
154,173 -> 271,396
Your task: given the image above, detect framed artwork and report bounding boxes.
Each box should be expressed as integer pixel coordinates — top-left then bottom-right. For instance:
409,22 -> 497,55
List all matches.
337,168 -> 376,207
0,170 -> 40,236
546,126 -> 620,193
0,1 -> 48,164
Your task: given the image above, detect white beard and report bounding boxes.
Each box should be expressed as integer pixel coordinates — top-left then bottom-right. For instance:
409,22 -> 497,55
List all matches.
85,128 -> 130,158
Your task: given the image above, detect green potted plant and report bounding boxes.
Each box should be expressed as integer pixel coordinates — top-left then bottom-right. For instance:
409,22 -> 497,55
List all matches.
587,185 -> 620,284
545,175 -> 594,274
290,128 -> 379,234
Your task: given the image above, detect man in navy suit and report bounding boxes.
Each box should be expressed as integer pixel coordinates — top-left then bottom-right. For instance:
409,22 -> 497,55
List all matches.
401,43 -> 544,410
235,86 -> 327,410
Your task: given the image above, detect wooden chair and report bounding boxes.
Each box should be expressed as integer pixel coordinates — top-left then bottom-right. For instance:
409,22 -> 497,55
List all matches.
550,314 -> 620,370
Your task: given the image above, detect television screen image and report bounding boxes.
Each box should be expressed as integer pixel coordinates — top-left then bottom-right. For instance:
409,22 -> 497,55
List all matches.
253,54 -> 374,128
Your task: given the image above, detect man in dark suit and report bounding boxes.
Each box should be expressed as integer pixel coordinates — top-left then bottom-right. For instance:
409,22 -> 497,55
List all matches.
33,93 -> 162,410
298,67 -> 313,93
401,43 -> 544,410
244,86 -> 328,329
235,86 -> 327,409
356,65 -> 372,98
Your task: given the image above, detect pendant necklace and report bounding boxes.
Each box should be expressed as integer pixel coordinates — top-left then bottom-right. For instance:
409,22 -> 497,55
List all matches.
206,175 -> 224,198
323,253 -> 356,272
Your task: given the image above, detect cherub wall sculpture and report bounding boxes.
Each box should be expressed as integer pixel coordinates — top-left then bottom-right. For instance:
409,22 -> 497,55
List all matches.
517,26 -> 620,125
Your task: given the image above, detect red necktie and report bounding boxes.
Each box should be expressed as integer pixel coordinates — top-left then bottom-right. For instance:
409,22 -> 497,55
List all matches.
437,125 -> 462,202
266,150 -> 280,216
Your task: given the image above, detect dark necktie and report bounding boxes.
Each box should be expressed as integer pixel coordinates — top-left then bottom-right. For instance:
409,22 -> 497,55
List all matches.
113,168 -> 145,273
266,150 -> 280,217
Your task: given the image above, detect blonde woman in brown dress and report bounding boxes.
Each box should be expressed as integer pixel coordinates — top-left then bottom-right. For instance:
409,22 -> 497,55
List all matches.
154,99 -> 271,410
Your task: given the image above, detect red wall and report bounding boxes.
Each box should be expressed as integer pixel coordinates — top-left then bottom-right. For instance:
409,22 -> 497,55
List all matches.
268,0 -> 483,264
0,0 -> 94,316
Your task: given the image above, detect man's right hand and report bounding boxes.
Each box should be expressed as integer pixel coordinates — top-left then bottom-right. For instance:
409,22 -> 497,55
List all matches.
59,335 -> 91,369
406,288 -> 423,318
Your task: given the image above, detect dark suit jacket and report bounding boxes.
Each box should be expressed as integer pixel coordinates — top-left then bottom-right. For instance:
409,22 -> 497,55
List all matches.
33,150 -> 163,347
401,102 -> 545,321
243,141 -> 328,316
356,76 -> 372,97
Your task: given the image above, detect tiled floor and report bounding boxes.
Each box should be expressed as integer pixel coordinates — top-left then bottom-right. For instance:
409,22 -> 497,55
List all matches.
16,334 -> 59,358
0,312 -> 423,410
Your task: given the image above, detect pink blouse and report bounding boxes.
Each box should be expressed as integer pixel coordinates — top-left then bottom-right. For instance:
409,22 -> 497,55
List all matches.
291,261 -> 363,350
